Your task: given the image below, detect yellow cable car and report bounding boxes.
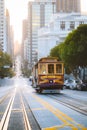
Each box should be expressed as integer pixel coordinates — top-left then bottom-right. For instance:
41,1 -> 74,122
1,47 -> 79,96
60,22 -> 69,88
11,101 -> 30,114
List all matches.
32,57 -> 64,93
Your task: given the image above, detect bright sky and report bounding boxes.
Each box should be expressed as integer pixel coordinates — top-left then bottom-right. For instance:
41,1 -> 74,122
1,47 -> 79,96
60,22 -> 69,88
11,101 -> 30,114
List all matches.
5,0 -> 87,43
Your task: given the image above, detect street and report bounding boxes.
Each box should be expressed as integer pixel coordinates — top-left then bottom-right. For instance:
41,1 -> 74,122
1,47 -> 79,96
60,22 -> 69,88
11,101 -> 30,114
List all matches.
0,77 -> 87,130
1,0 -> 87,129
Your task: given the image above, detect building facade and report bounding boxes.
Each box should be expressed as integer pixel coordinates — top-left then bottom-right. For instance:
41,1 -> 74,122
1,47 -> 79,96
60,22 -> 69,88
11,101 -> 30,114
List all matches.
38,13 -> 87,59
0,0 -> 6,52
21,19 -> 28,59
56,0 -> 81,13
27,1 -> 56,68
6,9 -> 11,54
10,26 -> 14,59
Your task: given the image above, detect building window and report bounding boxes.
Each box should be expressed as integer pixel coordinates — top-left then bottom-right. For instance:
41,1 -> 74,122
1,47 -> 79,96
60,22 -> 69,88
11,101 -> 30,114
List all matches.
70,21 -> 75,30
79,21 -> 84,25
60,21 -> 65,30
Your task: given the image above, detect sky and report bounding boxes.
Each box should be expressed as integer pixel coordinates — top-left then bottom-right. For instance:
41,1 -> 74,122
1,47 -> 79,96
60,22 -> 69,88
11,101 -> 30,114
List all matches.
5,0 -> 87,43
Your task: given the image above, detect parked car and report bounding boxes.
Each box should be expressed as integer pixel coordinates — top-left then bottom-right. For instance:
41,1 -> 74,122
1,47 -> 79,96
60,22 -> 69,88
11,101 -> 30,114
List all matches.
64,79 -> 80,90
76,80 -> 87,91
64,79 -> 70,89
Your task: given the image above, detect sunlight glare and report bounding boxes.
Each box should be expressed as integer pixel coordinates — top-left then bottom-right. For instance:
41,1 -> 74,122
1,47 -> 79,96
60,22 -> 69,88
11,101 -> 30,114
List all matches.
5,0 -> 34,43
5,0 -> 87,43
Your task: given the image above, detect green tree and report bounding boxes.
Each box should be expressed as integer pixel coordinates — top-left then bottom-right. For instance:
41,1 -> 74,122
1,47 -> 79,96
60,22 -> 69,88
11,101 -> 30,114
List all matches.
0,51 -> 15,78
60,24 -> 87,74
50,44 -> 62,60
49,24 -> 87,76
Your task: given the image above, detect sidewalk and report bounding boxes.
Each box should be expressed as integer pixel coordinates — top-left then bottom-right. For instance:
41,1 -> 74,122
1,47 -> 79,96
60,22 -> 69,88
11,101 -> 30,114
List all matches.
0,77 -> 14,87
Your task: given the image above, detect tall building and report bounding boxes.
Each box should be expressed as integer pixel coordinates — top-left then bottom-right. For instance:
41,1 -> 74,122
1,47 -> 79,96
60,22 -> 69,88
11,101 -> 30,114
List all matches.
56,0 -> 81,13
10,26 -> 14,59
21,19 -> 28,59
0,0 -> 6,52
27,1 -> 56,68
6,9 -> 10,54
38,13 -> 87,59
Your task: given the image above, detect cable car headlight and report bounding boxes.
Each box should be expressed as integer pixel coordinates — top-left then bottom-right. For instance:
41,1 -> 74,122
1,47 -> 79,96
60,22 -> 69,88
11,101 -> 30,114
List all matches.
49,80 -> 53,83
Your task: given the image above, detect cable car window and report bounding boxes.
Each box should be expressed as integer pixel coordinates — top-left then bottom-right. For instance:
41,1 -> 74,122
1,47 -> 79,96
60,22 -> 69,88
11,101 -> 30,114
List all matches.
48,64 -> 54,74
39,64 -> 46,74
56,64 -> 62,73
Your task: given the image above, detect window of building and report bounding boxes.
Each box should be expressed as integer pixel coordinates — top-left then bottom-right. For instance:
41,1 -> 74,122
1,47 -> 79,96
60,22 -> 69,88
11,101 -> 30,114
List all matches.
70,21 -> 75,30
60,21 -> 65,30
79,21 -> 84,25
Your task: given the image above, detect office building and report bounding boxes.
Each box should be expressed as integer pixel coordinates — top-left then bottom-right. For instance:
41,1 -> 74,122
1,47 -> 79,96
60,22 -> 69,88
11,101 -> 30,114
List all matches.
0,0 -> 6,52
27,1 -> 56,68
10,26 -> 14,59
6,9 -> 10,54
21,19 -> 28,59
56,0 -> 81,13
38,13 -> 87,59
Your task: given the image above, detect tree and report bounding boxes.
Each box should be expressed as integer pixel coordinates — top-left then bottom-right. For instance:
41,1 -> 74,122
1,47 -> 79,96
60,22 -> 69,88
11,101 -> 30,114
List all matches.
0,51 -> 15,78
50,44 -> 62,60
60,24 -> 87,74
49,24 -> 87,76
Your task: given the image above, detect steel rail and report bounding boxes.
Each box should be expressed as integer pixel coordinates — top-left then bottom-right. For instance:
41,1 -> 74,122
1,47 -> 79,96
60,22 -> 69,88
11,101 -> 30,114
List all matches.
20,94 -> 32,130
0,88 -> 16,130
47,94 -> 87,116
0,92 -> 11,104
21,89 -> 41,130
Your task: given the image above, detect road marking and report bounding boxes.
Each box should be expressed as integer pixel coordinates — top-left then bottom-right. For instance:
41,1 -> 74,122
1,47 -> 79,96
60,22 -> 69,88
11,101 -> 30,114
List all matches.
43,126 -> 79,130
32,107 -> 46,111
31,94 -> 87,130
12,108 -> 23,112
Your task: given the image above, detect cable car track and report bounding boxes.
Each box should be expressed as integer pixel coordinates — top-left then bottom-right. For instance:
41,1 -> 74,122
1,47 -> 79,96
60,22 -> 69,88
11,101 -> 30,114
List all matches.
0,87 -> 41,130
0,88 -> 32,130
47,94 -> 87,116
0,85 -> 87,130
0,89 -> 16,130
0,94 -> 10,106
21,92 -> 41,130
20,94 -> 32,130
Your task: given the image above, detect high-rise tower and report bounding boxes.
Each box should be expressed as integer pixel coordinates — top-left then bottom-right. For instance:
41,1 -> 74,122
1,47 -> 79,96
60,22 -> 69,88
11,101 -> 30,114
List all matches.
0,0 -> 6,52
56,0 -> 81,13
27,1 -> 56,68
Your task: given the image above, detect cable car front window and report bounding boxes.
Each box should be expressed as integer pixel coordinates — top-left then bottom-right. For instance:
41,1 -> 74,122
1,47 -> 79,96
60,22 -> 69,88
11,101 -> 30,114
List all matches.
40,64 -> 46,74
48,64 -> 54,74
56,64 -> 62,73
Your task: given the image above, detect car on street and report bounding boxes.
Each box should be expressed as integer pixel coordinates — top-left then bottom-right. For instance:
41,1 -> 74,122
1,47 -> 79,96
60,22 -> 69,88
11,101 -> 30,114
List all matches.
64,78 -> 80,90
76,81 -> 87,91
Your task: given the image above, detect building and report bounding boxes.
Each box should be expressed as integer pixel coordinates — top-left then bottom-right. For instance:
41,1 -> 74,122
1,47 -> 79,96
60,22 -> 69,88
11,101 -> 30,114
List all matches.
5,9 -> 14,58
0,0 -> 6,52
21,19 -> 28,59
38,13 -> 87,59
24,39 -> 28,61
6,9 -> 11,54
27,0 -> 56,68
56,0 -> 81,13
10,26 -> 14,59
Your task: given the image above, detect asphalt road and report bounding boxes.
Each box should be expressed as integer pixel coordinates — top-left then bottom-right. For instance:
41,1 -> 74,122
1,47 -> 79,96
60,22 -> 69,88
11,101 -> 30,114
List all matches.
0,77 -> 87,130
